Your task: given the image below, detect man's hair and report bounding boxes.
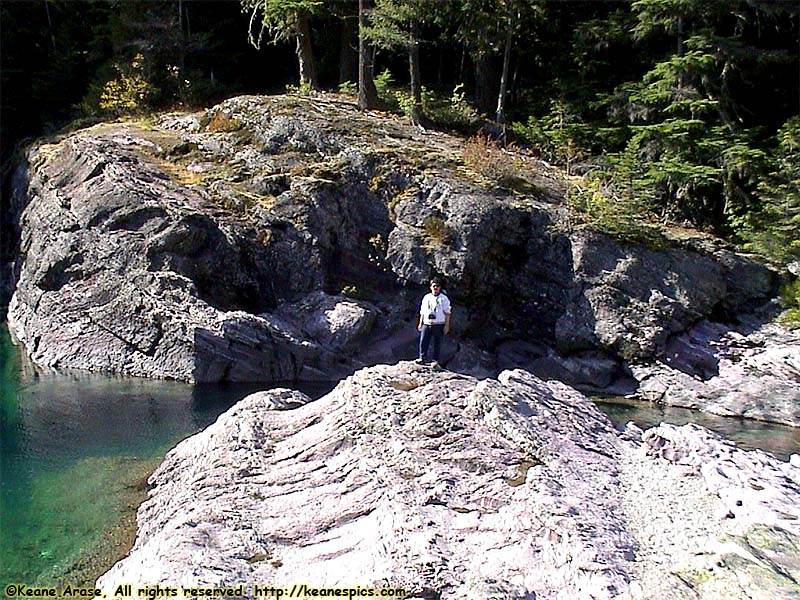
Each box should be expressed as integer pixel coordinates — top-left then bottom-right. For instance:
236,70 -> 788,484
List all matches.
430,278 -> 442,286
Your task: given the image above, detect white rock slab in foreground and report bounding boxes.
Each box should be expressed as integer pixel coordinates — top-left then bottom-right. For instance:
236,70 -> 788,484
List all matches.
97,362 -> 800,600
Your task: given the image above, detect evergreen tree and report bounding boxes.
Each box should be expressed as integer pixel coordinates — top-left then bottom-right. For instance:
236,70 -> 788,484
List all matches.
80,0 -> 239,114
741,117 -> 800,267
363,0 -> 436,124
337,1 -> 359,86
1,0 -> 112,159
601,0 -> 788,228
243,0 -> 323,89
447,0 -> 543,121
358,0 -> 380,109
494,0 -> 543,125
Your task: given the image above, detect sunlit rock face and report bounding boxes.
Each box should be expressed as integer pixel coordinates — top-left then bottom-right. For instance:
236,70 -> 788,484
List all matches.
96,362 -> 800,600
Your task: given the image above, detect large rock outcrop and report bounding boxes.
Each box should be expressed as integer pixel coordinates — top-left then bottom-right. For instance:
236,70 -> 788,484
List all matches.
6,94 -> 788,406
96,362 -> 800,600
5,120 -> 384,381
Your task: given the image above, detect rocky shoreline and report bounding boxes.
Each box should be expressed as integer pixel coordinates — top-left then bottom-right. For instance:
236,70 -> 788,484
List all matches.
630,316 -> 800,427
618,434 -> 799,600
4,93 -> 797,426
96,361 -> 800,600
1,92 -> 797,600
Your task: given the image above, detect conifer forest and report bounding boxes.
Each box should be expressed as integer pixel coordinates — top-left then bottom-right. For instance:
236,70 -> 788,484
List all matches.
2,0 -> 799,285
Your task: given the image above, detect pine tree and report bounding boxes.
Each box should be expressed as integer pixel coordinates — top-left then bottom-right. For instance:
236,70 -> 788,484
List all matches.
602,0 -> 781,228
243,0 -> 322,89
358,0 -> 380,109
363,0 -> 435,125
741,117 -> 800,267
442,0 -> 543,123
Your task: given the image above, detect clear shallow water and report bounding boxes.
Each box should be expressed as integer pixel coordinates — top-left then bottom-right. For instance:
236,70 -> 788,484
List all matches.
0,326 -> 332,588
594,397 -> 799,461
1,325 -> 797,588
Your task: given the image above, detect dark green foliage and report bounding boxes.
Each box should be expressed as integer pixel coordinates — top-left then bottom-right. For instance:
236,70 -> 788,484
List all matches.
2,0 -> 799,277
507,0 -> 798,266
0,0 -> 111,160
604,0 -> 796,232
738,117 -> 800,267
779,278 -> 800,329
242,0 -> 323,43
511,101 -> 624,165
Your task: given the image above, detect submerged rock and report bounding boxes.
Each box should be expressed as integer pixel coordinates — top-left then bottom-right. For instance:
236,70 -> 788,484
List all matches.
97,362 -> 800,600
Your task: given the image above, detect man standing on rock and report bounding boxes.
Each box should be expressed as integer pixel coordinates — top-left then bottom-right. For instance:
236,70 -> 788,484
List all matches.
417,278 -> 451,367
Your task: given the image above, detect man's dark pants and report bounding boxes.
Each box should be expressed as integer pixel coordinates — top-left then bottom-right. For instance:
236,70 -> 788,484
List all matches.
419,324 -> 444,362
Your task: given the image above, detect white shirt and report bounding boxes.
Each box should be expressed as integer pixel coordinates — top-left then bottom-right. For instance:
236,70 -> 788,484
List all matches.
420,292 -> 451,325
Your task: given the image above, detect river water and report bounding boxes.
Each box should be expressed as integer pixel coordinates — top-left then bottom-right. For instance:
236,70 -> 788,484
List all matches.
1,325 -> 797,588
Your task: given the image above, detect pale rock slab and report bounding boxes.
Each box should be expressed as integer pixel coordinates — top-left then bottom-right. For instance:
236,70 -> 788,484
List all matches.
98,364 -> 800,599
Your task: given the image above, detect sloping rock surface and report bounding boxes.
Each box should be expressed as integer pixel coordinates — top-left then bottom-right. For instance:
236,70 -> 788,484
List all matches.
97,363 -> 800,600
621,423 -> 800,600
5,121 -> 382,381
98,363 -> 635,599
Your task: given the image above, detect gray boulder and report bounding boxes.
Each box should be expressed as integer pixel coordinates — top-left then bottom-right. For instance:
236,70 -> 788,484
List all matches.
274,290 -> 377,352
620,422 -> 800,600
6,123 -> 380,382
5,94 -> 785,403
554,231 -> 775,360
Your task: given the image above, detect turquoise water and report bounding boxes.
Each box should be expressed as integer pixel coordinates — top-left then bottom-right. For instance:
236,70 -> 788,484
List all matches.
1,325 -> 797,589
0,326 -> 332,589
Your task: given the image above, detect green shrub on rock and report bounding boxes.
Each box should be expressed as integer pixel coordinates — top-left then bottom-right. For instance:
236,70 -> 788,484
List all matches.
423,216 -> 452,248
779,278 -> 800,329
96,54 -> 157,116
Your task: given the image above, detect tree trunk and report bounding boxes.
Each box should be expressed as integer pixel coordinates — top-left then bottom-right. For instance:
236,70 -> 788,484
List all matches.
408,19 -> 426,126
510,56 -> 519,105
474,51 -> 495,115
177,0 -> 186,102
358,0 -> 379,109
459,44 -> 466,84
42,0 -> 56,52
496,16 -> 513,126
339,15 -> 359,85
295,13 -> 318,89
676,16 -> 684,93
